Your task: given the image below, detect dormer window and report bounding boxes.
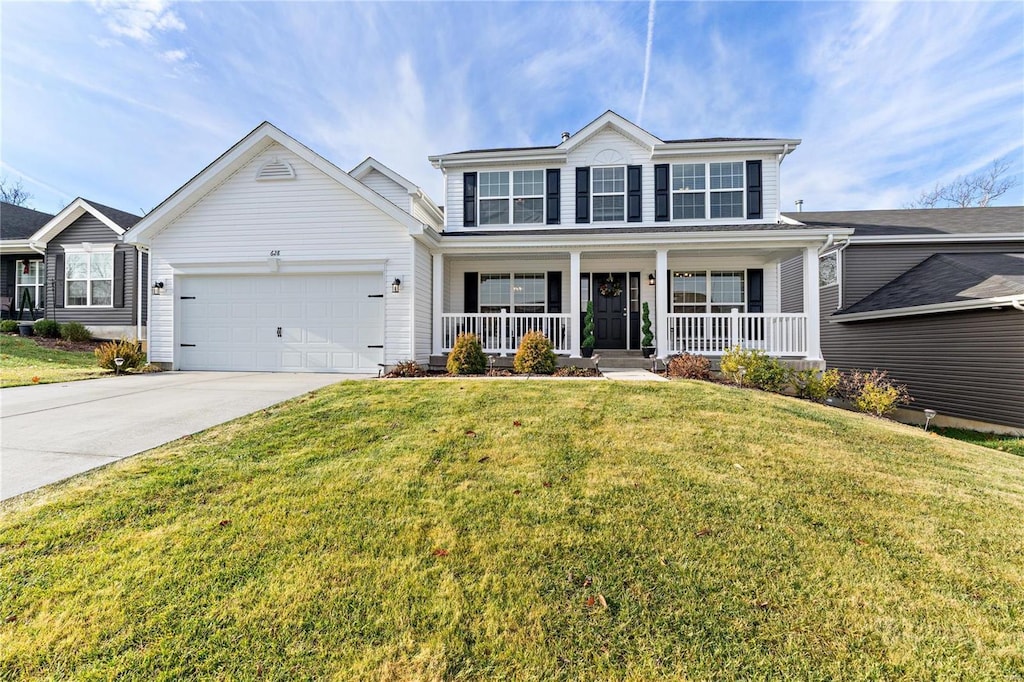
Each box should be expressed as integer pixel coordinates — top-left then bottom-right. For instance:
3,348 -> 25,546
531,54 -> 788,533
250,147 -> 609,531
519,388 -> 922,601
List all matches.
592,166 -> 625,222
478,170 -> 544,225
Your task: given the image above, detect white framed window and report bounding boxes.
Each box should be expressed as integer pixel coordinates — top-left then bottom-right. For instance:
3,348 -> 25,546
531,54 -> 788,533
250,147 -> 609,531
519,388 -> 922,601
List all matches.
671,162 -> 745,220
479,272 -> 546,313
709,162 -> 744,219
672,270 -> 745,313
592,166 -> 625,222
65,248 -> 114,307
820,251 -> 839,288
672,163 -> 706,219
478,170 -> 544,225
15,259 -> 44,309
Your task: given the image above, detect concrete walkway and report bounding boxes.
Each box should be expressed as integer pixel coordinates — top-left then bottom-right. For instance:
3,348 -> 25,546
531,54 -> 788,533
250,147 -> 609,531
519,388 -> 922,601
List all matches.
1,371 -> 364,501
601,368 -> 669,382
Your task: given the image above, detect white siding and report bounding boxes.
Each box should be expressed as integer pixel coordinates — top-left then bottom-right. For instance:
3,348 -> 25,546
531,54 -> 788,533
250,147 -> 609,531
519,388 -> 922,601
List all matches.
358,169 -> 410,212
149,142 -> 415,367
412,241 -> 432,363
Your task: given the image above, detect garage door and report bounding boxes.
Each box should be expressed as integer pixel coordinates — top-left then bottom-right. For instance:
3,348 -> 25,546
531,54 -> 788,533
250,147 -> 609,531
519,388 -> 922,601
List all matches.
177,274 -> 384,372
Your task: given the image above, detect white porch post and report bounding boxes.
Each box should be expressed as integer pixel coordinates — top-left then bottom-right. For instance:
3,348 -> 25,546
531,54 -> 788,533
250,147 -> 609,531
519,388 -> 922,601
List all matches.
803,246 -> 822,361
432,252 -> 444,355
569,251 -> 581,357
655,248 -> 669,358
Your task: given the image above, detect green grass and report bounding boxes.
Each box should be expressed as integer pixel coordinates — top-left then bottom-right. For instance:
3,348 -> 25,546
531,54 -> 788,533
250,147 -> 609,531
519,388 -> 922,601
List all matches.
2,381 -> 1022,680
935,427 -> 1024,457
0,334 -> 109,387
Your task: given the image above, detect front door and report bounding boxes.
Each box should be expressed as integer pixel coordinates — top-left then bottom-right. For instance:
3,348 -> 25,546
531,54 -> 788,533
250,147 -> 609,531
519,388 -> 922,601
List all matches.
592,272 -> 627,349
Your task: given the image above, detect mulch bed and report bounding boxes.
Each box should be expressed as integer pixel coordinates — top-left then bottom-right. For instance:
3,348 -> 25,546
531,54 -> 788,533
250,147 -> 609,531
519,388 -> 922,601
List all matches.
16,334 -> 107,353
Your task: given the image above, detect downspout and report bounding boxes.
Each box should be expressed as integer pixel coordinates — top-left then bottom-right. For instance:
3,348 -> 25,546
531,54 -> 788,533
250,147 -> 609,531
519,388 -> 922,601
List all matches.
136,246 -> 144,342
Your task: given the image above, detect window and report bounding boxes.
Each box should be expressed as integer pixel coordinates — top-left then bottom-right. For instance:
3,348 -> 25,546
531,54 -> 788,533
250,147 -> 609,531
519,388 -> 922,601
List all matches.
710,162 -> 744,219
66,250 -> 114,307
592,166 -> 625,222
478,170 -> 544,225
820,251 -> 839,287
672,270 -> 745,313
479,273 -> 546,313
670,162 -> 745,220
672,164 -> 706,219
15,260 -> 44,309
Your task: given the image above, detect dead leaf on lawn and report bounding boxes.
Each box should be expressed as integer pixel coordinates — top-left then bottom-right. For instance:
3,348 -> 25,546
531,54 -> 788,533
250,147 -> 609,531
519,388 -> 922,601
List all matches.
477,456 -> 490,463
543,481 -> 552,488
597,593 -> 608,609
432,548 -> 450,557
752,599 -> 772,610
465,430 -> 477,437
218,519 -> 231,528
4,615 -> 16,623
512,489 -> 521,495
854,538 -> 868,546
585,596 -> 596,607
513,420 -> 522,427
695,527 -> 713,537
583,576 -> 593,587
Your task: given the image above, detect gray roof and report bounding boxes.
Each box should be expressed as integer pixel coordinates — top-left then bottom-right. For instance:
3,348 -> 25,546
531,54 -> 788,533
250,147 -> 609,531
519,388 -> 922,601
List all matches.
836,252 -> 1024,316
784,206 -> 1024,237
83,199 -> 142,230
1,201 -> 55,240
444,222 -> 824,238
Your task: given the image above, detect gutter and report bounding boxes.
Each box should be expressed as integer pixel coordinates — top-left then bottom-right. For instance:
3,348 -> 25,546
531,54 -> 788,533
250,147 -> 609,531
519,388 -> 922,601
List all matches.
830,295 -> 1024,322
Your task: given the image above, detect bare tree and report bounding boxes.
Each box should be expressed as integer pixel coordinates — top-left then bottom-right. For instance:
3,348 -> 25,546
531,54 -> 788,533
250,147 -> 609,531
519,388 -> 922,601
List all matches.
0,176 -> 33,207
906,157 -> 1019,208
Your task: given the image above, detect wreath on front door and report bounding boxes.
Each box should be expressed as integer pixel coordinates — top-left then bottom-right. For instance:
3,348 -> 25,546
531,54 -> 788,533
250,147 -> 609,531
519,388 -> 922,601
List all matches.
598,275 -> 623,298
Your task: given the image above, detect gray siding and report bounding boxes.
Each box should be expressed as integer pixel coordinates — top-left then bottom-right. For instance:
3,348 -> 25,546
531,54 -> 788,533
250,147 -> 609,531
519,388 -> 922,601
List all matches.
780,255 -> 803,313
44,214 -> 140,327
824,309 -> 1024,429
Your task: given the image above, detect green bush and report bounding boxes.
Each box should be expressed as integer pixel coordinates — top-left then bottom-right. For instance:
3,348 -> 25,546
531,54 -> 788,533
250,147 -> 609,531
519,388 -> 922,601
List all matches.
33,319 -> 61,338
641,302 -> 654,348
582,301 -> 596,350
790,368 -> 842,402
513,331 -> 557,375
666,353 -> 712,380
446,333 -> 487,375
60,321 -> 92,342
841,369 -> 912,417
386,360 -> 426,378
94,338 -> 146,371
0,319 -> 18,333
720,345 -> 790,393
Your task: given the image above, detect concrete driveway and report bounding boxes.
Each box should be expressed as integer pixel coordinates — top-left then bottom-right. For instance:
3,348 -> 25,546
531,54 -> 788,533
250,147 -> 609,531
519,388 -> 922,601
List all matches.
0,371 -> 367,501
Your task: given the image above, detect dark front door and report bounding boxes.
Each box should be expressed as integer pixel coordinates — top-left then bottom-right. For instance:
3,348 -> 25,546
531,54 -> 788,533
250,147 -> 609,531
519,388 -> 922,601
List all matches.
593,273 -> 627,349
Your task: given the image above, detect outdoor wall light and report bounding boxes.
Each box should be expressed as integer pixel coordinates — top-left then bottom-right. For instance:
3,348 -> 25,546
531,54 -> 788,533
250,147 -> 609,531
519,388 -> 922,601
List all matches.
152,281 -> 165,295
392,278 -> 402,294
647,273 -> 655,286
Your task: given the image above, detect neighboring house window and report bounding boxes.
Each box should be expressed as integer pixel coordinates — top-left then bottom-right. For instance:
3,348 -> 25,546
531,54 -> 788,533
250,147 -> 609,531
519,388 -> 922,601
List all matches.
672,163 -> 706,219
65,250 -> 114,306
672,270 -> 745,313
478,273 -> 546,313
709,162 -> 744,219
15,260 -> 44,309
478,170 -> 545,225
820,251 -> 839,287
592,166 -> 625,222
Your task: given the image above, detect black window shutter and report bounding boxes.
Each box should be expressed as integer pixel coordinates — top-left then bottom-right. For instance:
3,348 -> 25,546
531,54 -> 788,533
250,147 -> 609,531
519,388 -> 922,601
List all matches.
654,164 -> 670,222
463,172 -> 477,227
464,272 -> 478,312
746,160 -> 762,220
747,268 -> 764,313
627,165 -> 642,222
547,271 -> 562,313
54,252 -> 65,308
546,169 -> 561,225
113,250 -> 126,308
575,167 -> 590,224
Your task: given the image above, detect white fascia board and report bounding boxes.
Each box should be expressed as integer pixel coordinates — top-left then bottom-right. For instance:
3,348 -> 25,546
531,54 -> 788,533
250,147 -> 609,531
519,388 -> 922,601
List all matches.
848,233 -> 1024,245
29,198 -> 125,244
651,139 -> 801,158
557,111 -> 662,152
350,156 -> 416,193
0,240 -> 35,254
780,214 -> 805,226
429,149 -> 565,169
831,296 -> 1024,322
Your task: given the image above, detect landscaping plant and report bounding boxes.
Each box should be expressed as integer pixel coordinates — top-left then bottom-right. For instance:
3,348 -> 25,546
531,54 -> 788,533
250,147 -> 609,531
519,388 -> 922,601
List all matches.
666,353 -> 712,380
790,368 -> 841,402
386,360 -> 426,378
60,321 -> 92,342
94,338 -> 146,371
641,302 -> 654,355
0,319 -> 18,333
841,369 -> 912,417
513,330 -> 557,375
446,332 -> 487,375
33,319 -> 61,338
582,301 -> 596,354
720,345 -> 790,393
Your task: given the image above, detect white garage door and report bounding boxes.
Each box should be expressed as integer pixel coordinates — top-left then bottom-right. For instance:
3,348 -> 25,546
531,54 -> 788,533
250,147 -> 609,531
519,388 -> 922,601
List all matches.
177,273 -> 384,372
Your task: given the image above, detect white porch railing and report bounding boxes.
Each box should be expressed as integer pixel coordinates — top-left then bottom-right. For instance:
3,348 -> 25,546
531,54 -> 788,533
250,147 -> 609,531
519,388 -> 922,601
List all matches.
667,311 -> 807,356
441,312 -> 573,355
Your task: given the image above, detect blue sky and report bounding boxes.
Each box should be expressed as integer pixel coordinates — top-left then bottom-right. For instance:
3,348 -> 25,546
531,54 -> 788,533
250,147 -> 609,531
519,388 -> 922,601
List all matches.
2,1 -> 1022,217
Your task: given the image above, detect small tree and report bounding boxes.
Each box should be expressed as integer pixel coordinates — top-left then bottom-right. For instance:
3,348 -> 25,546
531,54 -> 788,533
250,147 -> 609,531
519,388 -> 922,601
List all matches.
0,176 -> 33,207
641,302 -> 654,350
513,331 -> 557,375
446,333 -> 487,375
582,301 -> 596,353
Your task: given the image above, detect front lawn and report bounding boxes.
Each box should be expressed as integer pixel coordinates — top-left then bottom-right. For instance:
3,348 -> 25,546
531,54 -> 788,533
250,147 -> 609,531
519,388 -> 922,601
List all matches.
1,381 -> 1022,679
0,334 -> 109,387
936,426 -> 1024,457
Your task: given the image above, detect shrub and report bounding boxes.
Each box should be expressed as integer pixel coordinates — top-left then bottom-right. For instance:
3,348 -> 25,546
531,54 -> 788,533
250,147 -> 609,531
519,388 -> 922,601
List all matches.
582,301 -> 596,350
553,365 -> 599,377
0,319 -> 18,333
841,369 -> 912,417
790,368 -> 842,402
666,353 -> 712,380
446,333 -> 487,375
33,319 -> 61,338
60,321 -> 92,342
720,345 -> 790,393
386,360 -> 426,378
641,302 -> 654,348
513,331 -> 557,375
94,338 -> 146,371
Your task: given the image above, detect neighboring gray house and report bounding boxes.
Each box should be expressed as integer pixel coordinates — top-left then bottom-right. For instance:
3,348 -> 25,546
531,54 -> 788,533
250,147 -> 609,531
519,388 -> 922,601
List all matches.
1,201 -> 55,320
780,207 -> 1024,432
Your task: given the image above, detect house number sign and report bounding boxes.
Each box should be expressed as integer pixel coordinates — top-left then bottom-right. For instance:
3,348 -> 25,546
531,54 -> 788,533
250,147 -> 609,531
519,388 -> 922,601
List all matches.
269,250 -> 281,257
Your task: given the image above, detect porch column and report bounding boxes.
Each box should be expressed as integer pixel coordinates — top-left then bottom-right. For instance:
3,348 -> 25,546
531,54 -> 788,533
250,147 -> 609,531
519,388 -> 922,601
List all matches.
569,250 -> 581,357
432,252 -> 444,355
655,248 -> 669,358
803,246 -> 822,361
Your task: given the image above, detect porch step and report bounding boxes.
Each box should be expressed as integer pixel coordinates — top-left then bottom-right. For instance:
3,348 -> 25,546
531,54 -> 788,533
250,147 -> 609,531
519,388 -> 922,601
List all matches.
591,352 -> 658,371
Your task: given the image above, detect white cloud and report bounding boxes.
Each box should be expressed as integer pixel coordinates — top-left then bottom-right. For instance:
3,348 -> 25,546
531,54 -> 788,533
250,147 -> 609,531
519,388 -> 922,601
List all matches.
160,48 -> 188,63
91,0 -> 185,43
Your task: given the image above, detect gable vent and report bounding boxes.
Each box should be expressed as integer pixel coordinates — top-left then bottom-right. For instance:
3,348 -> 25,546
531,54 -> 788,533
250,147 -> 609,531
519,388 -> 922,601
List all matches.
256,158 -> 296,181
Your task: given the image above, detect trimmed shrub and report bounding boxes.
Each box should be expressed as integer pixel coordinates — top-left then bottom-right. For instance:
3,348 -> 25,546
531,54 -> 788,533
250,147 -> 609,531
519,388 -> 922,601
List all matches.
513,331 -> 557,375
720,345 -> 790,393
0,319 -> 18,333
582,301 -> 596,351
841,369 -> 912,417
666,353 -> 712,380
94,338 -> 146,371
446,333 -> 487,375
790,368 -> 842,402
387,360 -> 426,378
641,302 -> 654,348
33,319 -> 61,338
60,321 -> 92,342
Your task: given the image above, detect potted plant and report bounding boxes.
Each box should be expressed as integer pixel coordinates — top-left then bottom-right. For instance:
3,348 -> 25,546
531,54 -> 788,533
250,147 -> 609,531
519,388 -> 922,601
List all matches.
581,300 -> 596,358
641,301 -> 654,358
